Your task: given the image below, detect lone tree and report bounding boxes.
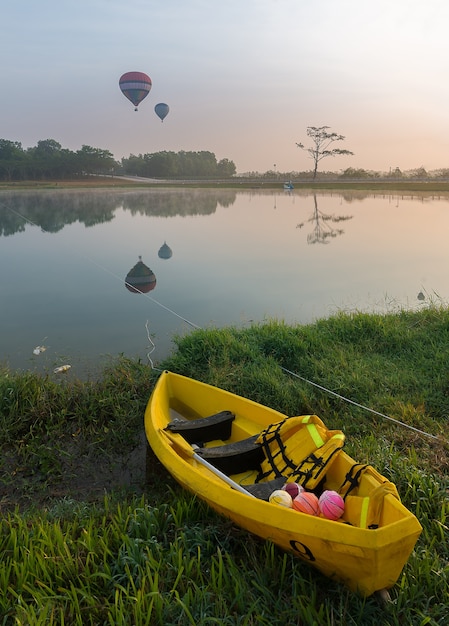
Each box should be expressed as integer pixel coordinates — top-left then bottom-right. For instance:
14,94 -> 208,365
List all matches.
296,126 -> 353,179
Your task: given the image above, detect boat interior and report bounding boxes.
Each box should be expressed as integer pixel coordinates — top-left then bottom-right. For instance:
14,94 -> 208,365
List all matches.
165,408 -> 409,529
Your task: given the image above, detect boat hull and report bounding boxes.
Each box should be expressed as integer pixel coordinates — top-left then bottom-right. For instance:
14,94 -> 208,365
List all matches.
144,371 -> 422,596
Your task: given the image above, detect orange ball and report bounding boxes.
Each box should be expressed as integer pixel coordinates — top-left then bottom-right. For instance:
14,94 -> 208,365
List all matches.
292,491 -> 320,516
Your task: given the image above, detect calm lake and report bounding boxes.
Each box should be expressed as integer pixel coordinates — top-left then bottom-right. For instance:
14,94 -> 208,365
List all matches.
1,187 -> 448,378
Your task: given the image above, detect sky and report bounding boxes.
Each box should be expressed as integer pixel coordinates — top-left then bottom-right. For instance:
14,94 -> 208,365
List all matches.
2,0 -> 449,174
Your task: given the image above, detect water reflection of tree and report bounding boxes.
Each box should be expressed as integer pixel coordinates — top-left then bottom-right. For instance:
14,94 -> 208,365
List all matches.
0,189 -> 237,236
300,194 -> 353,244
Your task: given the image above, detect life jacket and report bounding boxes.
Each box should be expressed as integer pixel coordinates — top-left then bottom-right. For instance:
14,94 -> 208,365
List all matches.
338,463 -> 400,529
255,415 -> 345,490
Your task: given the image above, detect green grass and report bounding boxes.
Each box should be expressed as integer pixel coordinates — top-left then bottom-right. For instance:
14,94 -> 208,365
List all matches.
1,307 -> 448,624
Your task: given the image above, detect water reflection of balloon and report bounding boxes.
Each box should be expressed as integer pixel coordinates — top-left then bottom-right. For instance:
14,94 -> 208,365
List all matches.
155,103 -> 169,122
158,242 -> 172,259
125,257 -> 156,293
119,72 -> 152,111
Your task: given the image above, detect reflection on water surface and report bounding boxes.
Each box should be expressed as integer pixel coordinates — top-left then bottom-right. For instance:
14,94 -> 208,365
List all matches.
1,188 -> 448,378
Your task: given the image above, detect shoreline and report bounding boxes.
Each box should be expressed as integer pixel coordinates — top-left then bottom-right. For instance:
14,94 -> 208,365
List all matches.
3,175 -> 449,193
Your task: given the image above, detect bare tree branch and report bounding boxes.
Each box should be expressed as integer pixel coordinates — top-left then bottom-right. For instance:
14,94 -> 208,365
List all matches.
296,126 -> 354,179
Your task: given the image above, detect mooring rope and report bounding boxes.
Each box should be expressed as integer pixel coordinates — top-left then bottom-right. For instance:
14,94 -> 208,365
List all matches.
280,366 -> 439,441
2,199 -> 441,441
145,320 -> 163,372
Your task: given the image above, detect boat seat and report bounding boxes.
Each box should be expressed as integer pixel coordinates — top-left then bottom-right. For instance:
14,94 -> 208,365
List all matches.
165,410 -> 235,443
196,435 -> 265,475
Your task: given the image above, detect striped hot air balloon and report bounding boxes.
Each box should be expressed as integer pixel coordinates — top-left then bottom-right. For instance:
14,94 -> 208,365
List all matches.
119,72 -> 152,111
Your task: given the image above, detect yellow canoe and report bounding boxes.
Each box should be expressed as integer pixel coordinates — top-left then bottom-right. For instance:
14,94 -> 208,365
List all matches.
144,370 -> 422,597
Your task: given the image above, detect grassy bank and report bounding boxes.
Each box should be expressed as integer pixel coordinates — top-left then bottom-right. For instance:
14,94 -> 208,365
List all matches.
1,308 -> 448,624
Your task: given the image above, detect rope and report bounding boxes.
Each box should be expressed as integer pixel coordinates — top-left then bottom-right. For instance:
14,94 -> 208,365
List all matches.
145,320 -> 163,372
281,366 -> 439,441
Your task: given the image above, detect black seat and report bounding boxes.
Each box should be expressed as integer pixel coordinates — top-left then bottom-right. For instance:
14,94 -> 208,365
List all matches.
196,434 -> 264,475
165,410 -> 235,443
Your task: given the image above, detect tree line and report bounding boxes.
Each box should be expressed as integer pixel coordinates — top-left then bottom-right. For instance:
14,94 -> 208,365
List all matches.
0,138 -> 236,181
121,151 -> 236,178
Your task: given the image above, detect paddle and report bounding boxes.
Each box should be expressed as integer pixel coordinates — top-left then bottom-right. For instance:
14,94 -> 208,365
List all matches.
162,429 -> 256,498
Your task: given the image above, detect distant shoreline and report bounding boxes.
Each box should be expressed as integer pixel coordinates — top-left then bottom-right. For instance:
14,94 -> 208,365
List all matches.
2,176 -> 449,193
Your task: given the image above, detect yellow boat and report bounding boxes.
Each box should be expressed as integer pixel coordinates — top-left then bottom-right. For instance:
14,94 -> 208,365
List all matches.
144,370 -> 422,597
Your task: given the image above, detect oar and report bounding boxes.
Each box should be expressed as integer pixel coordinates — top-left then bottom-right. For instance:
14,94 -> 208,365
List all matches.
162,429 -> 256,497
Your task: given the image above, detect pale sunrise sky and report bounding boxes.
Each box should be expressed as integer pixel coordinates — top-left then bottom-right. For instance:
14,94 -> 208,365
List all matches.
2,0 -> 449,174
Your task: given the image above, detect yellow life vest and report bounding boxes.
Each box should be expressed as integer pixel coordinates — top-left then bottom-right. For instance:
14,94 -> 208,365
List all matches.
339,463 -> 400,528
255,415 -> 345,490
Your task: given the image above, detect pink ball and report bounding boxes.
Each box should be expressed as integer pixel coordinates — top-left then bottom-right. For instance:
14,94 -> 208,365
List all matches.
282,482 -> 304,499
292,491 -> 320,516
318,490 -> 345,520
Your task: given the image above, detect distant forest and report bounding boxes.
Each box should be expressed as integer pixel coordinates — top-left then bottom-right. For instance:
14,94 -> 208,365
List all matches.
2,138 -> 449,182
0,138 -> 236,181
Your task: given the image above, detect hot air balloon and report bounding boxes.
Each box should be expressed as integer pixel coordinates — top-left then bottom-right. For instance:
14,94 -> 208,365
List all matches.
155,102 -> 170,122
119,72 -> 152,111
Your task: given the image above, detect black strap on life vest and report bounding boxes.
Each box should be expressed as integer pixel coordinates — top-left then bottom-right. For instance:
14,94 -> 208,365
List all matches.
256,418 -> 297,480
255,418 -> 344,489
289,445 -> 344,489
339,463 -> 369,500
